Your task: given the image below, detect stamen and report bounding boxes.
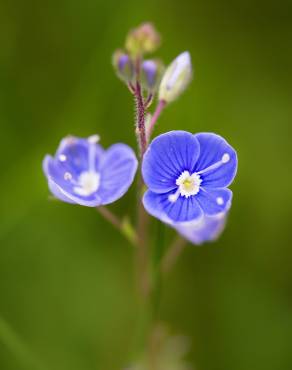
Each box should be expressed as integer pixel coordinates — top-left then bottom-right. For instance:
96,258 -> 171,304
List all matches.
59,154 -> 67,162
197,153 -> 230,175
168,170 -> 202,202
216,197 -> 224,205
168,188 -> 181,203
88,138 -> 99,172
88,134 -> 100,144
222,153 -> 230,163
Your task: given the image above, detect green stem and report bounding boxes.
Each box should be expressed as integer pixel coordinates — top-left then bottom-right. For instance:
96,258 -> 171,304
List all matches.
150,221 -> 165,321
136,174 -> 151,299
97,206 -> 138,246
161,236 -> 187,275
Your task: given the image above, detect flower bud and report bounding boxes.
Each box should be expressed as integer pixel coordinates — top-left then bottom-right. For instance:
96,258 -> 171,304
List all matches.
125,22 -> 161,55
112,49 -> 134,83
158,51 -> 192,103
141,59 -> 164,92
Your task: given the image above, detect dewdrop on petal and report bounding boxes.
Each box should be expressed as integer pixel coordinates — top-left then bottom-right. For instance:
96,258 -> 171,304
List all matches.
158,51 -> 192,103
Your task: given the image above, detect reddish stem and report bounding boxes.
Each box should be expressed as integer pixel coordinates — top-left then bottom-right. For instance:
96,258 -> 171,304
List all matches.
135,81 -> 147,157
148,100 -> 166,140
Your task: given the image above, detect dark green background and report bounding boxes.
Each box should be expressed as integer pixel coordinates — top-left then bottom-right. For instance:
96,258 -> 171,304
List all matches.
0,0 -> 292,369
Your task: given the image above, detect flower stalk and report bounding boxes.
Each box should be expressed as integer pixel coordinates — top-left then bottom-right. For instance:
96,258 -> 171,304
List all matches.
161,236 -> 187,275
147,99 -> 166,140
135,81 -> 147,157
97,206 -> 138,246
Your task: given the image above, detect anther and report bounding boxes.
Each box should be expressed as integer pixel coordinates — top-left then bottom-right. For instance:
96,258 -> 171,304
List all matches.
59,154 -> 67,162
88,135 -> 100,144
216,197 -> 224,205
168,188 -> 180,203
222,153 -> 230,163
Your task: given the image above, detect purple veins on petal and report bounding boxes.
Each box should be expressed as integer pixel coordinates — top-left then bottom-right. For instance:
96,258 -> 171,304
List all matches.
143,190 -> 203,223
142,131 -> 200,194
142,130 -> 237,226
193,133 -> 237,188
43,135 -> 138,207
196,188 -> 232,215
97,143 -> 138,205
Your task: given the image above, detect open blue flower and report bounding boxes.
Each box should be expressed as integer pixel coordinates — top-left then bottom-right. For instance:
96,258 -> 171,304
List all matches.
142,131 -> 237,223
43,135 -> 138,207
174,213 -> 227,245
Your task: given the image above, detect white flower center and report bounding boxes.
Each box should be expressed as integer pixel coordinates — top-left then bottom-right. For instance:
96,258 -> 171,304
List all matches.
73,171 -> 100,196
168,153 -> 231,203
176,170 -> 201,197
61,135 -> 101,197
169,171 -> 202,202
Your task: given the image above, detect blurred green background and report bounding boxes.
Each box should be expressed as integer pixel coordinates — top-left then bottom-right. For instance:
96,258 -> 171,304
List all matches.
0,0 -> 292,369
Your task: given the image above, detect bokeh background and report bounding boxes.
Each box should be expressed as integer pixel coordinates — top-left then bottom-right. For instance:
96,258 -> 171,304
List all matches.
1,0 -> 292,369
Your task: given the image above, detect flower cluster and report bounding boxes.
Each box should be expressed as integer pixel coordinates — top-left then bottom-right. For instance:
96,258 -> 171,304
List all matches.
112,23 -> 192,107
43,22 -> 238,248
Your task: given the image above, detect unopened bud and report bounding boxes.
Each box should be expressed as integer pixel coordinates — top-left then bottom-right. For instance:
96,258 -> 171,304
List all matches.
126,22 -> 161,55
141,59 -> 164,91
158,51 -> 192,103
112,50 -> 134,83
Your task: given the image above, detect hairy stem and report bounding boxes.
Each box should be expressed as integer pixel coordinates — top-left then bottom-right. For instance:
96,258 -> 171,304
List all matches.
133,63 -> 152,298
135,81 -> 147,157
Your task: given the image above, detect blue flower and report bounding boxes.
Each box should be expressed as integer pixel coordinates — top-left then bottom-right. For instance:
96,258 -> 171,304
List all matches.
174,213 -> 227,245
142,131 -> 237,223
43,135 -> 138,207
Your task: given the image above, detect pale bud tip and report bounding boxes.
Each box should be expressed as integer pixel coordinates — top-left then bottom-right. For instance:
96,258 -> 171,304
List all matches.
158,51 -> 192,103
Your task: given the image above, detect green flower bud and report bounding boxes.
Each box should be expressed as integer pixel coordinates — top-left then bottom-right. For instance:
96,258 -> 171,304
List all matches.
141,59 -> 164,92
125,22 -> 161,55
112,49 -> 134,83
